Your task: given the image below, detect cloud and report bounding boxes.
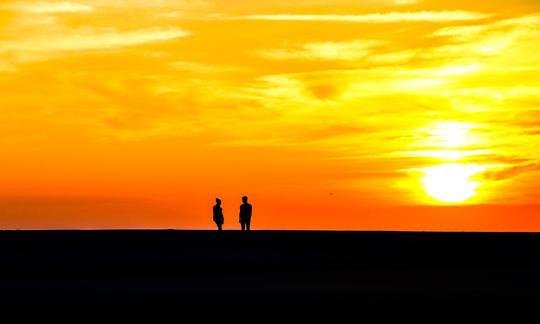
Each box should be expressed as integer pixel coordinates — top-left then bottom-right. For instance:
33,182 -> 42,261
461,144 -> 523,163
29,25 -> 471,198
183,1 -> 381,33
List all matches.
89,0 -> 208,9
353,14 -> 540,70
394,0 -> 421,4
259,40 -> 382,62
10,28 -> 190,52
233,11 -> 491,23
481,163 -> 540,181
429,14 -> 540,57
170,61 -> 242,74
5,1 -> 94,13
433,15 -> 540,40
1,27 -> 191,64
366,50 -> 418,65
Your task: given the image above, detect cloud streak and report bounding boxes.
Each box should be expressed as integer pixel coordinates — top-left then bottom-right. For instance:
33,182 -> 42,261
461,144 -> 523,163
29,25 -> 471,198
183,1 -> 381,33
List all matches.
5,1 -> 94,13
233,11 -> 491,23
481,163 -> 540,181
0,27 -> 191,64
7,28 -> 190,52
259,40 -> 382,62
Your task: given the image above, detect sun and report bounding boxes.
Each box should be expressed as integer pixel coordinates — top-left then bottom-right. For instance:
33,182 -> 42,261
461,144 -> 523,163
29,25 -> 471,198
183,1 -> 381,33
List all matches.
420,164 -> 486,203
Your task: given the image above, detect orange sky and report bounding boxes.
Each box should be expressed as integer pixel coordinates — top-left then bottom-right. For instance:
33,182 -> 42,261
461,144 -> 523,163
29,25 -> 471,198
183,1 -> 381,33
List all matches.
1,0 -> 540,230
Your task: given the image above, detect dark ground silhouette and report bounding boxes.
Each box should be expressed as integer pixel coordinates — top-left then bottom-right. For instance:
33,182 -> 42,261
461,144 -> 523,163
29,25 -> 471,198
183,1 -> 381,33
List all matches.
0,230 -> 540,304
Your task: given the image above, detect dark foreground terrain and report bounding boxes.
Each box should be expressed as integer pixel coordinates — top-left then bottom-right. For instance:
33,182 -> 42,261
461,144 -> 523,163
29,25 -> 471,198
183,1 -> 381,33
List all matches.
0,230 -> 539,304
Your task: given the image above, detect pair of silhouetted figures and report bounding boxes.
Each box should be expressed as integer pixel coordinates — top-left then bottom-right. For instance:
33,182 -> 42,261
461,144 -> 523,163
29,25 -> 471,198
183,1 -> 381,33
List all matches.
213,196 -> 252,231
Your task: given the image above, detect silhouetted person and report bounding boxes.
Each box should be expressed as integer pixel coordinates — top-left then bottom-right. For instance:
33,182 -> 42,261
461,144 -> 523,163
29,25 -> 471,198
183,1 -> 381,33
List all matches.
239,196 -> 252,231
213,198 -> 224,231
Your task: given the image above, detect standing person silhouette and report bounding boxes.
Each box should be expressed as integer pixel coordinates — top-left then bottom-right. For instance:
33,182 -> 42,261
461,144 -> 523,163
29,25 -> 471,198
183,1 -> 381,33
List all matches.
213,198 -> 224,231
239,196 -> 252,231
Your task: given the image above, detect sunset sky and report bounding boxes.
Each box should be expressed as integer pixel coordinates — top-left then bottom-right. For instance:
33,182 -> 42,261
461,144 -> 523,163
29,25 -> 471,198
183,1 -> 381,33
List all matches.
1,0 -> 540,230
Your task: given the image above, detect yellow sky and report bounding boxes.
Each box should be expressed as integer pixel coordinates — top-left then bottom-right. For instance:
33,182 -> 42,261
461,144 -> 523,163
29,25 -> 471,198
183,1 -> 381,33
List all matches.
1,0 -> 540,229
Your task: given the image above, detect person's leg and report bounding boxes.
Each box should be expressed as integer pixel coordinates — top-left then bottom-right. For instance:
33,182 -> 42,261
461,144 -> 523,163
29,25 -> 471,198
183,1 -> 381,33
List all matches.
241,222 -> 245,231
218,223 -> 222,231
247,220 -> 251,231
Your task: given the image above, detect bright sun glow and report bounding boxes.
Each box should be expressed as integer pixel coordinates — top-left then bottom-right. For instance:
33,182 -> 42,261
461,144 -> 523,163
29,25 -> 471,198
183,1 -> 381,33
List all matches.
421,164 -> 486,203
427,122 -> 474,148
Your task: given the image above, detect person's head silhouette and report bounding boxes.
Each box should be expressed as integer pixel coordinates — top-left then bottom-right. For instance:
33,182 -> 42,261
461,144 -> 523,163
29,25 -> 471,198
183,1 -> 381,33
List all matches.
216,198 -> 221,206
242,196 -> 248,204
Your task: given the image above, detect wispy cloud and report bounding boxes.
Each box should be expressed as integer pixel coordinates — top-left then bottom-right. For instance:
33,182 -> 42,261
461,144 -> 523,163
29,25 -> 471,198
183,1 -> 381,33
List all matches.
259,40 -> 382,61
433,15 -> 540,40
233,11 -> 491,23
170,61 -> 242,74
394,0 -> 421,4
481,163 -> 540,181
1,28 -> 190,63
5,1 -> 94,13
26,28 -> 190,51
